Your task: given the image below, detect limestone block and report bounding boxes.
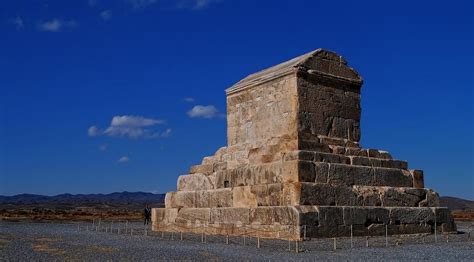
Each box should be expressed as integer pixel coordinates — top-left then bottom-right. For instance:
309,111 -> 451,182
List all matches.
434,207 -> 453,224
205,188 -> 233,208
389,207 -> 434,224
279,160 -> 303,183
314,162 -> 329,183
351,156 -> 407,169
175,208 -> 210,226
373,168 -> 412,187
177,173 -> 214,191
165,191 -> 196,208
151,208 -> 178,224
327,163 -> 373,186
282,150 -> 314,161
366,207 -> 390,225
210,207 -> 250,225
232,186 -> 258,208
249,207 -> 274,225
345,147 -> 368,157
273,206 -> 298,225
352,186 -> 383,206
298,140 -> 332,152
313,152 -> 350,164
299,183 -> 336,206
189,164 -> 213,175
281,182 -> 300,206
422,190 -> 439,207
267,183 -> 283,206
249,206 -> 298,225
381,188 -> 425,207
342,207 -> 368,225
295,206 -> 319,227
410,169 -> 424,188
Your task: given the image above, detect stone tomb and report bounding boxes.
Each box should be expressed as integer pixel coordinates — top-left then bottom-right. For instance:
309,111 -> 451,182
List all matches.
152,49 -> 456,239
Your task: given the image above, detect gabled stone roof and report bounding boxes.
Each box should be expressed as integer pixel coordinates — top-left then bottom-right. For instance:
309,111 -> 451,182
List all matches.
226,48 -> 363,95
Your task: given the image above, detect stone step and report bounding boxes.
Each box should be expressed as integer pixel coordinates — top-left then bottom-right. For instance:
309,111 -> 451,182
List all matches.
152,206 -> 456,239
283,150 -> 408,169
167,183 -> 438,209
213,160 -> 414,189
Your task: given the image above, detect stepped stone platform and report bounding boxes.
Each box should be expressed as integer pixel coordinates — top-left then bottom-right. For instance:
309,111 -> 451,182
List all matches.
152,49 -> 456,240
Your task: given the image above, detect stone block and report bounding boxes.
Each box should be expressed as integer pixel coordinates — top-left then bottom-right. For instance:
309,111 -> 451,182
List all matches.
233,186 -> 258,208
206,188 -> 233,208
210,207 -> 250,225
327,164 -> 373,186
314,162 -> 329,183
410,169 -> 424,188
313,152 -> 350,164
175,208 -> 210,226
177,173 -> 214,191
189,164 -> 214,175
373,168 -> 412,187
389,207 -> 434,224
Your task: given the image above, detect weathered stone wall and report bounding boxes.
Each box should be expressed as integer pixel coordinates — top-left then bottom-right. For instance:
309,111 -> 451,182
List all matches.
226,74 -> 298,147
297,72 -> 362,145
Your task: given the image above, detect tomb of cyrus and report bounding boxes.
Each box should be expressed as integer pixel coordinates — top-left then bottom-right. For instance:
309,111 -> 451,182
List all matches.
152,49 -> 456,239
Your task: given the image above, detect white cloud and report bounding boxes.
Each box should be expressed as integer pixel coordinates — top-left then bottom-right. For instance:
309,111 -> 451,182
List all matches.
187,105 -> 219,118
38,19 -> 77,32
88,126 -> 101,137
110,115 -> 163,127
12,16 -> 24,30
184,97 -> 195,103
118,156 -> 129,163
89,115 -> 169,139
100,10 -> 112,21
99,144 -> 108,151
161,128 -> 172,138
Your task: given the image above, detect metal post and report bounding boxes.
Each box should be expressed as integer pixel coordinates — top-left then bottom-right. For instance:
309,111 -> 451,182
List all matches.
350,224 -> 353,249
226,234 -> 229,245
257,236 -> 260,249
243,235 -> 246,246
295,240 -> 299,253
201,232 -> 204,243
366,236 -> 369,247
385,224 -> 388,247
288,238 -> 291,251
422,234 -> 425,243
303,225 -> 307,241
180,232 -> 183,241
162,232 -> 164,239
446,234 -> 449,243
333,238 -> 336,251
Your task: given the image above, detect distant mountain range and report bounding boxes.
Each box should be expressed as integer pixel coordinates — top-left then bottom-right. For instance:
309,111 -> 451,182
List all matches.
0,192 -> 472,211
439,196 -> 474,211
0,192 -> 165,211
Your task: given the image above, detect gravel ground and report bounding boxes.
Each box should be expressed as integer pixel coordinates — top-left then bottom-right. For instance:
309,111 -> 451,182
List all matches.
1,221 -> 473,261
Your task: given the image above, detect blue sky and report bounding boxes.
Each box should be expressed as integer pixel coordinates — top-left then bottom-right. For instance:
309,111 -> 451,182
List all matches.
0,0 -> 473,199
